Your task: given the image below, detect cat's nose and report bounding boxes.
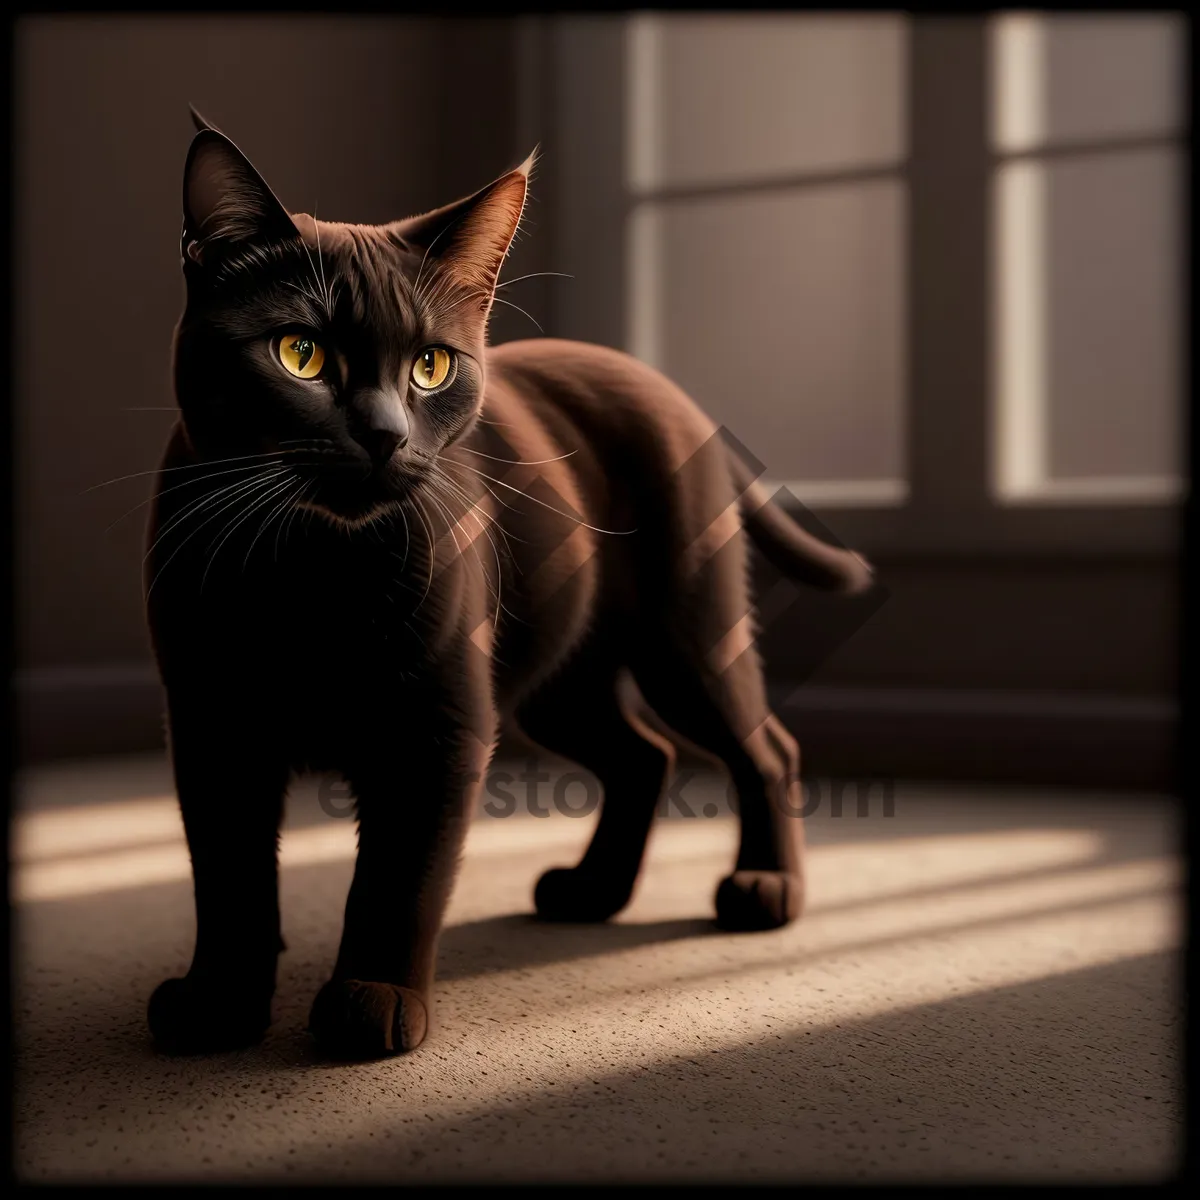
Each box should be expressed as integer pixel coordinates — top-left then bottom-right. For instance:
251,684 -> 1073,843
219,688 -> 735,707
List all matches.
351,390 -> 410,464
358,424 -> 408,464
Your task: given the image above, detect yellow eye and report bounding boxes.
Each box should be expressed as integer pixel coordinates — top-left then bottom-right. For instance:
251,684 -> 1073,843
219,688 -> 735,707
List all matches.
278,333 -> 325,379
411,347 -> 453,390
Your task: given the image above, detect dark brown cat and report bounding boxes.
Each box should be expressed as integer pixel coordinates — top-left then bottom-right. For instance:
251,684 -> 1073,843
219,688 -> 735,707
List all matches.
145,109 -> 876,1058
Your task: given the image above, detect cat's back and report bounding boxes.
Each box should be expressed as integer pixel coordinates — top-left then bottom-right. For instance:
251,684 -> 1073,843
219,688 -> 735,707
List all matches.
483,338 -> 718,459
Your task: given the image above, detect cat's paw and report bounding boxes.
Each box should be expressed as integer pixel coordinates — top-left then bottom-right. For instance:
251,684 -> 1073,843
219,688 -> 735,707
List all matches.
533,866 -> 632,923
308,979 -> 429,1059
714,870 -> 804,931
148,976 -> 272,1054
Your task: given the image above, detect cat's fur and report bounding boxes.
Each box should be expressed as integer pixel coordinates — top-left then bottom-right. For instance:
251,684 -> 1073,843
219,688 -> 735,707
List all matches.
145,110 -> 876,1058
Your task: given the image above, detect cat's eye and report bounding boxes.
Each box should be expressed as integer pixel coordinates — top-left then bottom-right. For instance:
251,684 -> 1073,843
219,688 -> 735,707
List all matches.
277,333 -> 326,380
411,347 -> 453,390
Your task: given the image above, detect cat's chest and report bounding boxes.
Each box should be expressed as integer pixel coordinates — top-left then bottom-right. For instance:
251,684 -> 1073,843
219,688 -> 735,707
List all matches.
231,546 -> 429,676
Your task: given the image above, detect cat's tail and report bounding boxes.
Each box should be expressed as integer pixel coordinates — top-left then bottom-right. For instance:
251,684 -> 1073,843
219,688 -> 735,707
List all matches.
727,446 -> 878,595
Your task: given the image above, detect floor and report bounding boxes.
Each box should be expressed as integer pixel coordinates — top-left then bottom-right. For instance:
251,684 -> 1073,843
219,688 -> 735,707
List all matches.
12,752 -> 1183,1183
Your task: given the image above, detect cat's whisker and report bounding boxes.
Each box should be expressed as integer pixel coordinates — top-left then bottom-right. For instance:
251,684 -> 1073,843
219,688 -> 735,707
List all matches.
244,475 -> 310,572
145,468 -> 286,563
104,463 -> 274,537
418,276 -> 464,320
103,454 -> 331,537
458,447 -> 577,467
426,280 -> 545,334
201,472 -> 300,593
394,505 -> 412,574
274,478 -> 313,562
436,459 -> 542,538
408,495 -> 439,614
443,460 -> 637,536
377,511 -> 396,544
87,448 -> 321,494
489,295 -> 543,333
312,205 -> 336,317
88,457 -> 268,494
192,472 -> 293,566
431,464 -> 517,557
428,284 -> 492,321
425,473 -> 501,603
293,206 -> 336,323
425,461 -> 484,519
411,217 -> 463,311
428,484 -> 497,590
422,491 -> 465,560
427,472 -> 510,625
429,465 -> 516,562
146,469 -> 289,598
494,270 -> 574,290
295,245 -> 323,306
429,468 -> 513,600
280,277 -> 330,317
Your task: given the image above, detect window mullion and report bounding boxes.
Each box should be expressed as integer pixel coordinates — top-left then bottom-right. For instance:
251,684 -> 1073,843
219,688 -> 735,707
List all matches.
906,17 -> 992,527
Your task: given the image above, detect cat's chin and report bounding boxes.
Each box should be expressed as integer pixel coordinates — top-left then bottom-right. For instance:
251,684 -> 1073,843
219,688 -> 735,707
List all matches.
297,467 -> 425,530
296,496 -> 399,531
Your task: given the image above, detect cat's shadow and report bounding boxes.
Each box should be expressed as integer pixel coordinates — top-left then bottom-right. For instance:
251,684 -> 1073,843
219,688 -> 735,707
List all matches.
435,912 -> 716,983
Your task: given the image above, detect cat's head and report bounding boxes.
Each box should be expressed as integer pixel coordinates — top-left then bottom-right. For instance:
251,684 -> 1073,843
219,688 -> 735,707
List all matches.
173,110 -> 532,527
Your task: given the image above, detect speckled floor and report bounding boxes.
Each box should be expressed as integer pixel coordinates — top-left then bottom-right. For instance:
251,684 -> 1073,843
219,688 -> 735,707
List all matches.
13,753 -> 1183,1183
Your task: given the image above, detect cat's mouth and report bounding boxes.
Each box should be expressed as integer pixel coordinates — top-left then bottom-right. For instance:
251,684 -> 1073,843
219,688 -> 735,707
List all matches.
295,457 -> 430,528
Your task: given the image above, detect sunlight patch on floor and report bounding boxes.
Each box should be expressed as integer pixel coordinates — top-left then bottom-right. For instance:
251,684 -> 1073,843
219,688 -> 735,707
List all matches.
15,791 -> 1110,906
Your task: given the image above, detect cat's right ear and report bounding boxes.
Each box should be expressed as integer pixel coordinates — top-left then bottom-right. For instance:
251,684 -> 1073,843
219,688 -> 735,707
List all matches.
182,129 -> 300,267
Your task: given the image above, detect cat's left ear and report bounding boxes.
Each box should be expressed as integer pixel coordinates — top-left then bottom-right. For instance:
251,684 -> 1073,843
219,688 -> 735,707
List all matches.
182,128 -> 301,267
188,103 -> 222,135
390,148 -> 536,311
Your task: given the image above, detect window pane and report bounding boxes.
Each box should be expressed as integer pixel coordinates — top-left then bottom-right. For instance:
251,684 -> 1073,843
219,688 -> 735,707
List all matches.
631,182 -> 906,493
628,14 -> 906,193
993,148 -> 1184,499
1046,149 -> 1183,485
993,13 -> 1184,153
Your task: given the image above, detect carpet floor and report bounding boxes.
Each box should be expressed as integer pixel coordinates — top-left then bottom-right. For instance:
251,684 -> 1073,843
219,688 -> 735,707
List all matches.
12,753 -> 1183,1183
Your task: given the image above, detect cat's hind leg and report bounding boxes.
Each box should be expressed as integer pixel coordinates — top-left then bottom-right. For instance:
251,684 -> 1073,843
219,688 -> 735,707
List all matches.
516,639 -> 675,922
629,630 -> 806,932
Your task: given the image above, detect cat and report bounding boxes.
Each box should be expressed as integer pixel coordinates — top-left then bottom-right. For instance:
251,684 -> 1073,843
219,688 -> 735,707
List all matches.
144,107 -> 877,1059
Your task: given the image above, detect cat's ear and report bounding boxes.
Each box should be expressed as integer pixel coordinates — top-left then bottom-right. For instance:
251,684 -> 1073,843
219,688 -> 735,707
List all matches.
391,148 -> 536,310
182,128 -> 300,266
188,104 -> 222,135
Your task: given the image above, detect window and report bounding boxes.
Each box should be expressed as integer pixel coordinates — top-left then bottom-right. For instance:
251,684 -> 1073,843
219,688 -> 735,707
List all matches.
548,14 -> 1187,557
625,15 -> 908,507
991,13 -> 1186,505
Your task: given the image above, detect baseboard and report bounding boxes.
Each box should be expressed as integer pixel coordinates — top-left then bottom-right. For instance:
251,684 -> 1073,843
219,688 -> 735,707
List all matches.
769,683 -> 1178,791
13,663 -> 1178,790
14,663 -> 166,764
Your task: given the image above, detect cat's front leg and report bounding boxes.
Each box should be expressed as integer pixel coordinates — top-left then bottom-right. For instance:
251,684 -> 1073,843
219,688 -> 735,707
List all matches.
309,719 -> 493,1059
148,691 -> 289,1054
